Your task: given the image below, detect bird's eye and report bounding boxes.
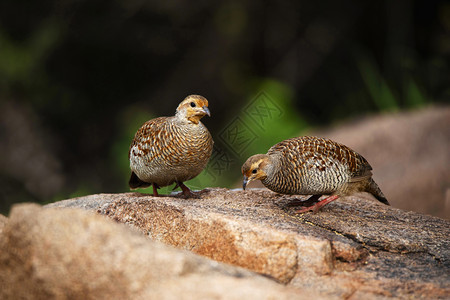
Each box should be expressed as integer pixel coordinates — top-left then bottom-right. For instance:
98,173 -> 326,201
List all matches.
190,102 -> 196,107
252,169 -> 257,174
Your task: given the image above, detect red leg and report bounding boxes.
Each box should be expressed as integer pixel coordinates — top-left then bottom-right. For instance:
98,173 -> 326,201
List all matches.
294,195 -> 339,213
178,182 -> 194,198
152,183 -> 159,197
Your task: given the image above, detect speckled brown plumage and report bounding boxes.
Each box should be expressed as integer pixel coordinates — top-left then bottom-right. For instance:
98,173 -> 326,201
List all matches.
242,136 -> 389,213
128,95 -> 213,197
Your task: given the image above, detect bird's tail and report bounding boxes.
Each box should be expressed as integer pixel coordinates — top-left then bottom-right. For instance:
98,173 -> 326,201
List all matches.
128,172 -> 151,189
367,178 -> 389,205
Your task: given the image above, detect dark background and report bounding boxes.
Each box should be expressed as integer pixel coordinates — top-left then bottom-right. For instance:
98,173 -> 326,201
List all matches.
0,0 -> 449,214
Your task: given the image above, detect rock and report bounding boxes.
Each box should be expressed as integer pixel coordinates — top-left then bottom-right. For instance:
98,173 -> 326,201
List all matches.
0,203 -> 314,299
47,189 -> 450,298
0,213 -> 7,235
308,106 -> 450,219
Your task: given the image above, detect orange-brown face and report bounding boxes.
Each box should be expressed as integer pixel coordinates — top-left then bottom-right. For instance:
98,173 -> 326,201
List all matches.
177,95 -> 210,124
241,154 -> 269,189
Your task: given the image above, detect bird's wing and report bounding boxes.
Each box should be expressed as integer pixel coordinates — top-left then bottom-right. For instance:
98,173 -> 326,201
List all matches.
128,117 -> 177,162
269,136 -> 373,180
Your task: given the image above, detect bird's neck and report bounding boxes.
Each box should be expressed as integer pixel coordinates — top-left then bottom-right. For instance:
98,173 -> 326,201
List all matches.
264,154 -> 281,179
175,110 -> 202,125
261,154 -> 285,192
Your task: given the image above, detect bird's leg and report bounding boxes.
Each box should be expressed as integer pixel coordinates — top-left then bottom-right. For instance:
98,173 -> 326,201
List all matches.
152,183 -> 160,197
286,194 -> 321,207
294,195 -> 340,213
172,182 -> 180,190
177,182 -> 195,198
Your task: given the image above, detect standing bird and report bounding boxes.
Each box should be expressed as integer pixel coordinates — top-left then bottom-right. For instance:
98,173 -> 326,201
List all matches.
241,136 -> 389,213
128,95 -> 213,197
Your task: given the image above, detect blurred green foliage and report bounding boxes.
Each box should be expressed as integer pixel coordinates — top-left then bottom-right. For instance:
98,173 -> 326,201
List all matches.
358,54 -> 400,112
0,21 -> 61,93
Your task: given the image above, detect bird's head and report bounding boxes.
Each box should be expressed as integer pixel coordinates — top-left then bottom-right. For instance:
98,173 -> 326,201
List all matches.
241,154 -> 271,190
176,95 -> 211,124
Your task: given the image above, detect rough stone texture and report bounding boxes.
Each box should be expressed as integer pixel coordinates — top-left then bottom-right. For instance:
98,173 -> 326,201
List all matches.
47,189 -> 450,299
308,106 -> 450,219
0,203 -> 310,300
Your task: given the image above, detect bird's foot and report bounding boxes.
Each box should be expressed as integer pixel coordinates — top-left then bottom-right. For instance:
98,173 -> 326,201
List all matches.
294,195 -> 339,214
176,182 -> 199,199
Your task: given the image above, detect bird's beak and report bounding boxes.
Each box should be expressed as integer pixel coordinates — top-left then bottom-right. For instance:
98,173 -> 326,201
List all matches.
203,106 -> 211,117
243,175 -> 249,190
202,106 -> 211,117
